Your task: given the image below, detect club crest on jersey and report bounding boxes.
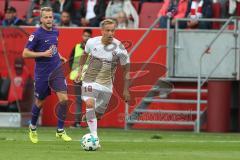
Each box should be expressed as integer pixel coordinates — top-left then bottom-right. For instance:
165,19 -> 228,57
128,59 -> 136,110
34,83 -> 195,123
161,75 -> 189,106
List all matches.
29,35 -> 34,41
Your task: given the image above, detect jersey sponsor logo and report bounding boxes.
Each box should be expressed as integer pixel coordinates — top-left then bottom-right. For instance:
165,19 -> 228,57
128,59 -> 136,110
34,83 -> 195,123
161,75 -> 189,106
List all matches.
45,40 -> 49,42
14,77 -> 23,87
50,45 -> 58,55
28,35 -> 34,41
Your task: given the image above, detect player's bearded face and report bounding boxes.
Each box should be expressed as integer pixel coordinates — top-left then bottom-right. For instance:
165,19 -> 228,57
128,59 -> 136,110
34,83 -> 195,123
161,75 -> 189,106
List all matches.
40,11 -> 54,30
101,24 -> 116,44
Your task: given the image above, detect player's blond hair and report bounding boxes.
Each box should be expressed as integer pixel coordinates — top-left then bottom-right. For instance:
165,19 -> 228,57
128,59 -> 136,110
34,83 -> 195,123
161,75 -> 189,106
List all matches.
100,19 -> 116,29
40,7 -> 53,17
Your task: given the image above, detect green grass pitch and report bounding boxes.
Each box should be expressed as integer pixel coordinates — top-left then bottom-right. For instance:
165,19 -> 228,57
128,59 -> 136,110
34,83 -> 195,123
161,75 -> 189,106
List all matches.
0,127 -> 240,160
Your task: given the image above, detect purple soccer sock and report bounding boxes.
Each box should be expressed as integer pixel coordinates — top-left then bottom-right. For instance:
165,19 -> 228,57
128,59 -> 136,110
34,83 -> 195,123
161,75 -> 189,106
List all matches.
57,101 -> 68,130
31,104 -> 41,126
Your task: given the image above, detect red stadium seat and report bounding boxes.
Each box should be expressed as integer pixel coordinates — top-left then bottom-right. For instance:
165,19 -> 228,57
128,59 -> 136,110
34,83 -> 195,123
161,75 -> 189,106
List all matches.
212,2 -> 221,29
0,0 -> 5,13
236,2 -> 240,16
73,1 -> 81,10
0,11 -> 3,21
139,2 -> 163,28
132,1 -> 140,11
9,0 -> 31,19
0,100 -> 8,106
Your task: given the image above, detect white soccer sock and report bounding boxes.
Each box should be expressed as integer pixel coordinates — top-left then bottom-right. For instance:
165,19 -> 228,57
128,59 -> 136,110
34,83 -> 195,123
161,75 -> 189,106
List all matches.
86,108 -> 97,136
30,124 -> 36,130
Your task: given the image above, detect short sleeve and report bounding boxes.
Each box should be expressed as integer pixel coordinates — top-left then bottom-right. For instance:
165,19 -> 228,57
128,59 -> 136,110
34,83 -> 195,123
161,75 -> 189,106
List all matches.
84,39 -> 92,54
118,45 -> 130,65
25,33 -> 38,51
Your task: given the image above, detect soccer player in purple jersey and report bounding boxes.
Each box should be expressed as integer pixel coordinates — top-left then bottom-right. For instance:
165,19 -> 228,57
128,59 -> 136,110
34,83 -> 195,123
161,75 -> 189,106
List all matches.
22,7 -> 71,143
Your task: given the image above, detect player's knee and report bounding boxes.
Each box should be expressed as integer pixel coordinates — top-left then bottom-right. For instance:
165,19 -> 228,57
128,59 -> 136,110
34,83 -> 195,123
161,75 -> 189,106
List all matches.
85,99 -> 95,108
35,99 -> 44,108
59,96 -> 68,102
57,92 -> 68,102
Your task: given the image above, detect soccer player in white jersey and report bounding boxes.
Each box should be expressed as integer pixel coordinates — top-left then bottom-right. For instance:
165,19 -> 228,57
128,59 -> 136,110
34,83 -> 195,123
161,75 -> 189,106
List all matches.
75,19 -> 130,139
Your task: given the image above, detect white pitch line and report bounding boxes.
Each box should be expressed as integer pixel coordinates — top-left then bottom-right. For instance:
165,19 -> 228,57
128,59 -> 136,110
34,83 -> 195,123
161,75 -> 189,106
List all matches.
2,139 -> 240,143
166,140 -> 240,143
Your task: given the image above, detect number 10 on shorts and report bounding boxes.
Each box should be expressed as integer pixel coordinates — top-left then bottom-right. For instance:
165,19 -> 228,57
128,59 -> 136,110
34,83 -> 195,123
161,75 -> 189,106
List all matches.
84,85 -> 93,92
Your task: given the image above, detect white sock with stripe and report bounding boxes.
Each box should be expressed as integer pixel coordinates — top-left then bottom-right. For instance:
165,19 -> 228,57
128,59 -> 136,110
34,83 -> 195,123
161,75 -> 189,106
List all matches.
86,108 -> 97,136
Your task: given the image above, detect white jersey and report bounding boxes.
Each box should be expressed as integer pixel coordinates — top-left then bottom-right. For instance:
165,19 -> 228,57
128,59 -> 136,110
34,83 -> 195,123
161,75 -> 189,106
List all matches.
83,36 -> 130,89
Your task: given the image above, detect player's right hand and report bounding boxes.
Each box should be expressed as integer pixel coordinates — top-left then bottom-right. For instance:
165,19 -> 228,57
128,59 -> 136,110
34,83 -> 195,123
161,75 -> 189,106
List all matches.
74,72 -> 82,83
42,49 -> 53,57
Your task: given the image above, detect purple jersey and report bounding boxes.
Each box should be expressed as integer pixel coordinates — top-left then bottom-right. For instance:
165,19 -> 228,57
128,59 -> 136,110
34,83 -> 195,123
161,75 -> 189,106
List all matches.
25,27 -> 62,81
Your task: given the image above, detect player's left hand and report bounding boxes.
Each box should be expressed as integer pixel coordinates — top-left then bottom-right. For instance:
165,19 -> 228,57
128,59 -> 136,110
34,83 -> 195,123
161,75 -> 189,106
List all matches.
60,56 -> 67,63
123,89 -> 130,102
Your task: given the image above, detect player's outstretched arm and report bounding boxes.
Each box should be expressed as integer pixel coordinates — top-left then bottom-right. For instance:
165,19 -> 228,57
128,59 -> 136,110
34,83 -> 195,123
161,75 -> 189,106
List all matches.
122,63 -> 130,102
22,48 -> 53,58
74,51 -> 88,83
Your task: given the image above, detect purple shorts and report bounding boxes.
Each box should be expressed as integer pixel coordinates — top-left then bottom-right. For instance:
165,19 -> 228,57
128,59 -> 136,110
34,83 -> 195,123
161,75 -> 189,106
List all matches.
34,76 -> 67,100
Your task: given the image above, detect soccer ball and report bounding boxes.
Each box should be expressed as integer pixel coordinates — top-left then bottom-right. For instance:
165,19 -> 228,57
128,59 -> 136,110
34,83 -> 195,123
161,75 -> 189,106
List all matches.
80,133 -> 100,151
